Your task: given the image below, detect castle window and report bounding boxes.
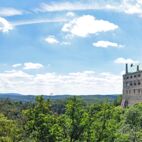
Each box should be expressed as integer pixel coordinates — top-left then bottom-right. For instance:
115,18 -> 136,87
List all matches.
138,81 -> 141,85
126,82 -> 130,87
134,82 -> 136,86
134,89 -> 136,94
130,83 -> 132,86
138,89 -> 141,94
134,75 -> 136,78
127,76 -> 129,79
130,75 -> 133,78
138,74 -> 141,77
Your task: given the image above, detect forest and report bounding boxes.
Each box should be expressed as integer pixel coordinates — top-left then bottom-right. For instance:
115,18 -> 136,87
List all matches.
0,95 -> 142,142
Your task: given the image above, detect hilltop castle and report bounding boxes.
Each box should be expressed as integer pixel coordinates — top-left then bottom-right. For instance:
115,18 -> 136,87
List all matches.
122,64 -> 142,106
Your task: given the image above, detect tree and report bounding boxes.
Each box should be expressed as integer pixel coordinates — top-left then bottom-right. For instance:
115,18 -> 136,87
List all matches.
59,97 -> 88,142
120,103 -> 142,142
0,113 -> 19,142
91,103 -> 123,142
113,95 -> 122,106
23,96 -> 63,142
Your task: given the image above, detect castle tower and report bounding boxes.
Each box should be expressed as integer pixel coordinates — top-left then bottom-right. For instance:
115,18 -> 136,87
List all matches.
122,64 -> 142,106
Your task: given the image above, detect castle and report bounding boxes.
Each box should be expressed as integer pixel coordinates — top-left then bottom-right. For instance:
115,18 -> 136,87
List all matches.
122,64 -> 142,106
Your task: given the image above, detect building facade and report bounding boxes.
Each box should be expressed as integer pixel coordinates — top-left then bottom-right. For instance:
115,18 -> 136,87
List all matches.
122,64 -> 142,106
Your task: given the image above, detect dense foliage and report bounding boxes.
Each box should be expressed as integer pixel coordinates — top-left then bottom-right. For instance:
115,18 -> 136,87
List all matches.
0,95 -> 142,142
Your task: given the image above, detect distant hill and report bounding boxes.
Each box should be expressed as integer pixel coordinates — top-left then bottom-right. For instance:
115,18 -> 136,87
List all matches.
0,93 -> 121,103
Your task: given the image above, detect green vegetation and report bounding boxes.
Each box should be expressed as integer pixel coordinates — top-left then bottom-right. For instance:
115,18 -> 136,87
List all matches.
0,95 -> 142,142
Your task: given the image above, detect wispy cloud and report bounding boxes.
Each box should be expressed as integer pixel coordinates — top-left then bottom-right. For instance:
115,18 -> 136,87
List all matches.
0,17 -> 67,32
0,7 -> 23,17
37,2 -> 98,12
62,15 -> 118,37
37,1 -> 142,17
114,57 -> 139,64
93,41 -> 123,48
12,18 -> 67,26
37,1 -> 118,12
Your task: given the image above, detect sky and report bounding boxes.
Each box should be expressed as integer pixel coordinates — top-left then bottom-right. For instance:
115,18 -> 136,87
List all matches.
0,0 -> 142,95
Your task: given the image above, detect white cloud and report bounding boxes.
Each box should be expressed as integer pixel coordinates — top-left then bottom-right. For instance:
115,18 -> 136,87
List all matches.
45,35 -> 59,44
23,62 -> 44,70
0,70 -> 122,95
12,64 -> 22,68
62,15 -> 118,37
114,57 -> 139,64
12,63 -> 44,70
66,12 -> 75,17
121,0 -> 142,16
93,41 -> 122,48
0,17 -> 13,32
0,8 -> 23,17
37,1 -> 142,17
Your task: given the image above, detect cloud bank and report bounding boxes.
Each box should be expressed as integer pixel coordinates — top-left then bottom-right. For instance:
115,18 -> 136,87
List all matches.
0,70 -> 122,95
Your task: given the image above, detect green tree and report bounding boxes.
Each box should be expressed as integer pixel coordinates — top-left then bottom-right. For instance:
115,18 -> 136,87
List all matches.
91,104 -> 123,142
113,95 -> 122,106
59,97 -> 89,142
0,113 -> 19,142
121,103 -> 142,142
23,96 -> 63,142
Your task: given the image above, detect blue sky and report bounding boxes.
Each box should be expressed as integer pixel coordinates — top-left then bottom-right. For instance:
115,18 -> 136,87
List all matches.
0,0 -> 142,95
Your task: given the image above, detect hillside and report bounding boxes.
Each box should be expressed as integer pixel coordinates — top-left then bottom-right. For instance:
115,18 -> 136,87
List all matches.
0,93 -> 120,103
